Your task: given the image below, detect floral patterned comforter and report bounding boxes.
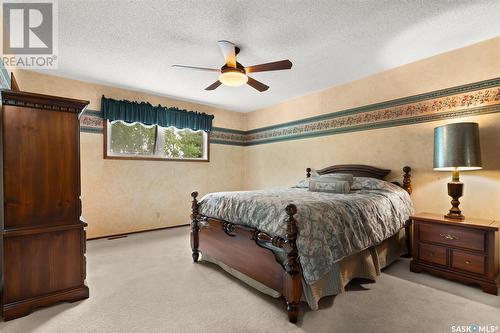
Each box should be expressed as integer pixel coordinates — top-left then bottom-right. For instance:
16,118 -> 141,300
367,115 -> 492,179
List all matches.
198,177 -> 414,284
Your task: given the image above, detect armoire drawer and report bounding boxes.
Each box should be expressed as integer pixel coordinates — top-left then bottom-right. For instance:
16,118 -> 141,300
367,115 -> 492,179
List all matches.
3,227 -> 85,304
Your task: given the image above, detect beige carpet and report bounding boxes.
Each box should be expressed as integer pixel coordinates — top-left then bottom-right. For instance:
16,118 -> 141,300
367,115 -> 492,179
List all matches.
1,227 -> 499,333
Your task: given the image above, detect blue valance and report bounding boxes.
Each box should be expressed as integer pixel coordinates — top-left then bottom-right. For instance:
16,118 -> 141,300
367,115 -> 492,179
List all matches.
101,96 -> 214,132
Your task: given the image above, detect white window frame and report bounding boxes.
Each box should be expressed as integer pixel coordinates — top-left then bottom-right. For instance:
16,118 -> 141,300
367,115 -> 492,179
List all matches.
105,120 -> 209,162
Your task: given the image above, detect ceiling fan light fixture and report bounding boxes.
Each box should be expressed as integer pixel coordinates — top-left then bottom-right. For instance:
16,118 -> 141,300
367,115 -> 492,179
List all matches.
175,41 -> 292,92
218,69 -> 248,87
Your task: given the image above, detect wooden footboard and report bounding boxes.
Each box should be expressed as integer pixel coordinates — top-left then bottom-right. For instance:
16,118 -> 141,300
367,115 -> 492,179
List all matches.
189,165 -> 413,323
190,191 -> 301,323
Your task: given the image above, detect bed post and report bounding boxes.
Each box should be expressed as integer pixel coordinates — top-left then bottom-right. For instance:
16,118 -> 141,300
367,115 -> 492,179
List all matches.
402,166 -> 413,258
403,166 -> 412,194
190,191 -> 200,262
306,168 -> 311,178
283,204 -> 301,323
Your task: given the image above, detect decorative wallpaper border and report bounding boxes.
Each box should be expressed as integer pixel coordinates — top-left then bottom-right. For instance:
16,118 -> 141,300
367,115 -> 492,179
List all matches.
80,110 -> 105,133
81,77 -> 500,146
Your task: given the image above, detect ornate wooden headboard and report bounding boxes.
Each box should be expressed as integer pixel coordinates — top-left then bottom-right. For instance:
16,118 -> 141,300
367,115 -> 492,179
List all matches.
306,164 -> 412,194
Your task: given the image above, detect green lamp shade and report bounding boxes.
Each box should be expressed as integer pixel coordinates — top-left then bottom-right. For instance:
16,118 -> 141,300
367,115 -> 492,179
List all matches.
433,122 -> 482,171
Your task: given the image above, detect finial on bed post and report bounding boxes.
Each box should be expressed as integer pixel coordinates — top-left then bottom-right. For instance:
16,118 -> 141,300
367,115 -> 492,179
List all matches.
284,204 -> 301,323
306,168 -> 311,178
190,191 -> 200,262
403,166 -> 412,194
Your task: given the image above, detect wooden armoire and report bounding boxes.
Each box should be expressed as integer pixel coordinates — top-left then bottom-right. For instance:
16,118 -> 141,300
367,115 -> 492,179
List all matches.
0,87 -> 90,320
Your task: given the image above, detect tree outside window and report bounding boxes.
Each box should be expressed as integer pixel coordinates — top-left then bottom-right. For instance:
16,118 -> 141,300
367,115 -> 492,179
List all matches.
106,120 -> 208,161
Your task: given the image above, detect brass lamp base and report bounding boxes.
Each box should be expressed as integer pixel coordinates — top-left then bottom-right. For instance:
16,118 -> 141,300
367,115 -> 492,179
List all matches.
445,170 -> 465,220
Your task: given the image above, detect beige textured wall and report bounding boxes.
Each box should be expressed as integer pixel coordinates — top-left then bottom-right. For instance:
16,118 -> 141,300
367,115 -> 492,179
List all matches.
12,70 -> 245,238
244,37 -> 500,221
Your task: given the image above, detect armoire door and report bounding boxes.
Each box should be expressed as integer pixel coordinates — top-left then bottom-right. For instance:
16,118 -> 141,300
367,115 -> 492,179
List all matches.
2,105 -> 81,228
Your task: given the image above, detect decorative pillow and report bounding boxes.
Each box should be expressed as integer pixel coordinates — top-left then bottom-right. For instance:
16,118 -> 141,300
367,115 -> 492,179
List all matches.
308,179 -> 351,194
351,177 -> 402,191
294,178 -> 311,188
294,173 -> 354,188
317,173 -> 354,185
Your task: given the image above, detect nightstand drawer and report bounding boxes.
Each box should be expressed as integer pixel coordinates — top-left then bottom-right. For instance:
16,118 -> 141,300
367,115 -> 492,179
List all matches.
419,223 -> 485,251
418,243 -> 447,266
451,250 -> 485,275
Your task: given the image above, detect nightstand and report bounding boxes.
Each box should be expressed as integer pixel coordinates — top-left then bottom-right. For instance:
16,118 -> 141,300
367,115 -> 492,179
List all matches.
410,213 -> 499,295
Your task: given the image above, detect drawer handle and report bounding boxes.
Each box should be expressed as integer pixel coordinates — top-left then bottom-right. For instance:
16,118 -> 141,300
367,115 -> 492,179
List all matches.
428,252 -> 435,258
465,260 -> 471,265
440,233 -> 458,240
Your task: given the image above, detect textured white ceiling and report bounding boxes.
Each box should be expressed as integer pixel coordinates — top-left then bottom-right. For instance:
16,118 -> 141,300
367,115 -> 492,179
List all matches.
37,0 -> 500,112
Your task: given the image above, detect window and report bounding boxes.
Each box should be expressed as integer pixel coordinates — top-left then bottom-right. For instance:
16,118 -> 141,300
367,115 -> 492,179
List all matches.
105,120 -> 209,161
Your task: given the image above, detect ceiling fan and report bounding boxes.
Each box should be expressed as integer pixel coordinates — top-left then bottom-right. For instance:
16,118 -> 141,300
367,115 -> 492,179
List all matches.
172,40 -> 292,92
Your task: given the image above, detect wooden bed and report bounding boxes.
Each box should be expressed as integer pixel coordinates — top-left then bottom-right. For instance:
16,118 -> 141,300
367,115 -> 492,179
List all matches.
190,165 -> 412,323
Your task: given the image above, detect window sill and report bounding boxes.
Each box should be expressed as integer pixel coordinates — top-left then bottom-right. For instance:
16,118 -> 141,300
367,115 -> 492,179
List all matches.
103,154 -> 209,162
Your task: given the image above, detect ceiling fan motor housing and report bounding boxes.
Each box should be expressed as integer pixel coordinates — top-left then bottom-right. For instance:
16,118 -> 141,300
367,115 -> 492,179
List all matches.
221,62 -> 246,73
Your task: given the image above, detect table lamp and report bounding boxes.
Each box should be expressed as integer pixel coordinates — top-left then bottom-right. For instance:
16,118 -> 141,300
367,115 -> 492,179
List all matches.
433,122 -> 482,220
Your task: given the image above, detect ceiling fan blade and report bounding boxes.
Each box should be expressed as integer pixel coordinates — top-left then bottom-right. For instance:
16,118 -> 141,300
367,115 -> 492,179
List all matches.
172,64 -> 220,72
217,40 -> 237,68
245,60 -> 292,73
205,80 -> 222,91
247,76 -> 269,92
